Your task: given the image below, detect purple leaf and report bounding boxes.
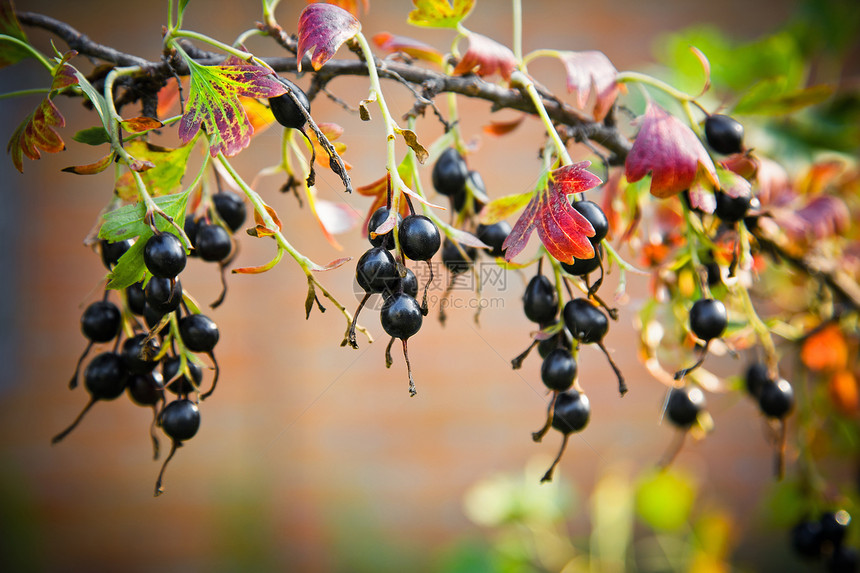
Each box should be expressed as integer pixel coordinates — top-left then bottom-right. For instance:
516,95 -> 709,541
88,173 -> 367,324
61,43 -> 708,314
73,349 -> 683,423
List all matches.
297,3 -> 361,72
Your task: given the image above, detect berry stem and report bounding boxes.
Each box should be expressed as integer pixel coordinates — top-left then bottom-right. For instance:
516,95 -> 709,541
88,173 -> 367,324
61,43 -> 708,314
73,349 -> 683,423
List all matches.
597,340 -> 627,396
154,440 -> 182,497
673,340 -> 711,381
149,406 -> 161,460
402,339 -> 417,397
511,339 -> 538,370
540,432 -> 570,483
200,351 -> 219,400
532,391 -> 558,442
384,336 -> 395,368
51,398 -> 97,444
69,341 -> 94,389
346,293 -> 371,350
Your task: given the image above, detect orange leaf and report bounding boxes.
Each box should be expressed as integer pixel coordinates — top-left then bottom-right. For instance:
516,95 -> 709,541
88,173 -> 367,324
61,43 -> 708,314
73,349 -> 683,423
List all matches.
7,97 -> 66,173
829,370 -> 859,416
121,116 -> 164,134
482,114 -> 525,136
62,151 -> 115,175
240,96 -> 276,135
801,324 -> 848,372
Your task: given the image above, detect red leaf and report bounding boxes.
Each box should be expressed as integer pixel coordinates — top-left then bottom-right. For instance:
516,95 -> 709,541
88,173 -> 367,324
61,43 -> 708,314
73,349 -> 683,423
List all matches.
62,152 -> 115,175
775,195 -> 850,244
297,3 -> 361,72
308,256 -> 352,272
372,32 -> 443,65
482,114 -> 525,136
452,32 -> 516,81
625,102 -> 718,199
308,0 -> 369,17
558,51 -> 620,121
7,97 -> 66,173
503,161 -> 602,263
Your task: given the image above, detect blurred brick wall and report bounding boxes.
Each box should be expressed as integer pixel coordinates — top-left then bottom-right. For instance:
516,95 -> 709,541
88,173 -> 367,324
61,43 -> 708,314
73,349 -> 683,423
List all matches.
0,1 -> 803,571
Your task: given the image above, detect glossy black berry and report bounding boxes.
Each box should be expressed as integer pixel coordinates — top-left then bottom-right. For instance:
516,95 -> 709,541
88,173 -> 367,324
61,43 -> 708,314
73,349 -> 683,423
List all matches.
384,267 -> 419,299
441,239 -> 476,274
715,191 -> 753,223
453,170 -> 485,213
100,238 -> 133,269
572,200 -> 609,243
689,299 -> 727,341
541,348 -> 577,392
212,192 -> 247,232
145,277 -> 183,314
563,299 -> 608,344
178,314 -> 220,353
84,352 -> 129,400
368,207 -> 400,249
476,221 -> 511,258
758,378 -> 794,419
432,148 -> 468,197
80,300 -> 121,343
194,223 -> 232,262
160,399 -> 201,442
126,282 -> 146,316
122,334 -> 161,375
666,386 -> 705,429
380,293 -> 423,340
162,356 -> 203,395
268,76 -> 310,130
704,114 -> 744,155
820,510 -> 851,548
356,247 -> 398,293
399,215 -> 441,261
523,275 -> 558,324
551,390 -> 591,434
561,244 -> 603,277
791,519 -> 824,559
144,233 -> 186,279
538,328 -> 571,359
745,362 -> 771,398
127,371 -> 164,407
144,304 -> 169,333
183,216 -> 200,256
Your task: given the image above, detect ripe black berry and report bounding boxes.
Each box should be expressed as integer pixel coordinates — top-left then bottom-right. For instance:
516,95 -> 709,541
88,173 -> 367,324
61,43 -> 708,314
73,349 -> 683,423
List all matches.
380,293 -> 423,340
476,222 -> 511,258
666,386 -> 705,429
144,233 -> 186,279
80,300 -> 121,343
145,276 -> 183,314
122,334 -> 161,375
523,275 -> 558,324
572,200 -> 609,243
820,510 -> 852,548
561,244 -> 603,277
791,519 -> 824,559
183,216 -> 200,256
399,214 -> 441,261
563,299 -> 608,344
715,191 -> 753,223
441,239 -> 476,274
194,223 -> 232,262
212,192 -> 247,232
356,247 -> 398,293
541,348 -> 577,392
127,371 -> 164,407
269,76 -> 310,130
100,238 -> 133,269
126,282 -> 146,316
384,267 -> 419,299
368,207 -> 400,249
689,298 -> 727,341
178,314 -> 220,353
432,148 -> 468,197
758,378 -> 794,419
745,362 -> 770,398
538,328 -> 572,359
162,355 -> 203,395
160,399 -> 201,442
552,390 -> 591,434
453,170 -> 485,213
704,114 -> 744,155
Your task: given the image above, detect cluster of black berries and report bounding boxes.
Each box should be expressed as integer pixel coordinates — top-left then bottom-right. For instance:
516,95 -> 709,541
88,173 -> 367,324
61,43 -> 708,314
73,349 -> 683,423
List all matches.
349,206 -> 442,396
184,191 -> 246,308
56,230 -> 223,496
792,510 -> 857,572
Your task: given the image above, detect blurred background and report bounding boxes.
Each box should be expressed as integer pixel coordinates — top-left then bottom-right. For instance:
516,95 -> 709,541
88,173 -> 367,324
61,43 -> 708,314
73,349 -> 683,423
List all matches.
1,0 -> 858,571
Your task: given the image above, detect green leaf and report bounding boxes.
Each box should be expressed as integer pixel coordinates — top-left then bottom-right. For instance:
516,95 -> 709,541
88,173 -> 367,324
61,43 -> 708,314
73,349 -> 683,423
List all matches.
177,57 -> 286,157
635,469 -> 697,532
106,236 -> 148,290
0,0 -> 30,69
73,126 -> 111,146
98,192 -> 190,243
114,140 -> 194,200
69,64 -> 112,132
407,0 -> 474,29
733,81 -> 834,115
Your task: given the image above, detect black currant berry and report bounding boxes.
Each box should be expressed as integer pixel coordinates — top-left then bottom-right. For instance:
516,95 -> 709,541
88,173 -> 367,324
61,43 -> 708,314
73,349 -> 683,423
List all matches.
541,348 -> 577,392
820,510 -> 852,548
572,200 -> 609,243
160,399 -> 201,442
791,519 -> 824,559
399,215 -> 441,261
561,244 -> 603,277
368,207 -> 400,249
212,192 -> 247,232
122,334 -> 161,375
144,304 -> 168,333
194,223 -> 232,262
538,328 -> 572,359
356,247 -> 398,293
758,378 -> 794,419
432,148 -> 468,197
715,191 -> 753,223
145,276 -> 183,315
144,233 -> 186,279
689,298 -> 727,341
162,355 -> 204,395
100,238 -> 133,269
80,300 -> 121,343
384,267 -> 419,299
523,275 -> 558,324
441,239 -> 476,275
126,282 -> 146,316
453,170 -> 485,213
551,390 -> 591,434
127,371 -> 164,407
476,222 -> 511,258
380,293 -> 423,340
269,76 -> 310,130
563,299 -> 608,344
745,362 -> 771,398
666,386 -> 705,429
704,114 -> 744,155
178,314 -> 220,353
183,216 -> 200,256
